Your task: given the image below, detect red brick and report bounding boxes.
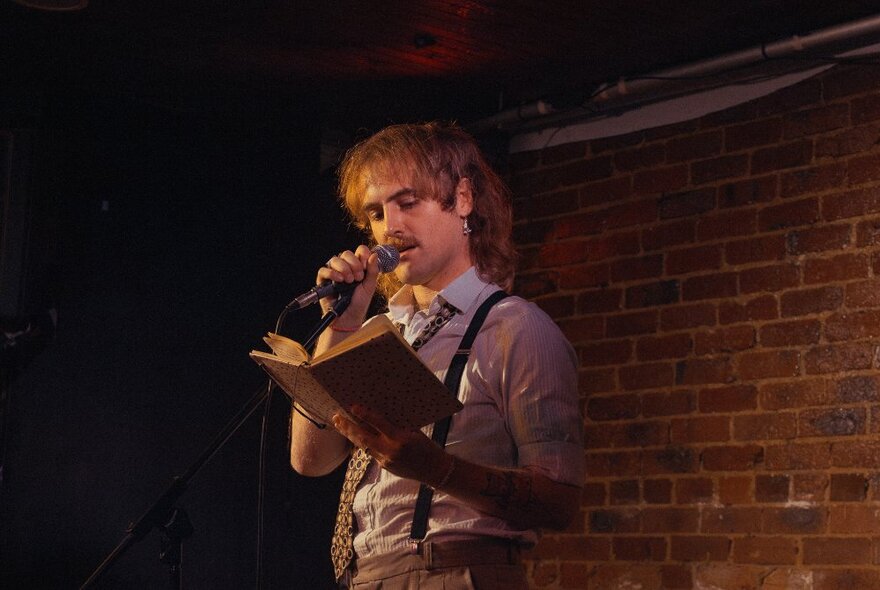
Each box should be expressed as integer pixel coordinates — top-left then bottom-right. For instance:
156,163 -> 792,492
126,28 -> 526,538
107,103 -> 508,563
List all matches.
804,537 -> 873,565
513,219 -> 554,246
530,535 -> 610,561
725,235 -> 786,265
765,442 -> 832,470
692,563 -> 758,589
718,476 -> 752,505
642,507 -> 700,533
834,375 -> 880,403
666,244 -> 722,275
585,230 -> 643,261
580,339 -> 633,367
780,286 -> 843,317
780,161 -> 847,197
588,507 -> 641,533
557,262 -> 609,289
587,393 -> 641,421
751,140 -> 813,174
586,451 -> 642,478
732,536 -> 798,565
643,446 -> 698,475
675,357 -> 734,385
849,152 -> 880,186
614,143 -> 666,172
671,416 -> 730,444
658,188 -> 716,219
581,481 -> 607,506
804,342 -> 875,374
682,273 -> 738,301
755,474 -> 790,502
833,440 -> 880,469
702,445 -> 763,471
733,412 -> 797,441
762,506 -> 825,533
610,254 -> 663,282
792,473 -> 828,501
725,118 -> 783,151
692,154 -> 749,185
636,333 -> 692,361
610,479 -> 640,505
619,362 -> 675,390
813,569 -> 880,588
783,103 -> 849,139
846,278 -> 880,308
787,224 -> 852,255
579,368 -> 616,395
737,350 -> 800,380
606,310 -> 657,337
800,407 -> 866,437
547,212 -> 604,240
514,269 -> 558,297
830,472 -> 868,501
516,188 -> 580,220
696,209 -> 757,241
666,130 -> 723,162
642,219 -> 696,251
719,294 -> 778,324
642,390 -> 695,417
578,287 -> 623,314
633,165 -> 689,197
586,420 -> 669,449
675,477 -> 714,504
644,478 -> 673,503
531,239 -> 591,268
661,303 -> 717,331
816,123 -> 880,158
758,197 -> 820,231
824,64 -> 880,99
825,310 -> 880,342
612,536 -> 666,561
829,504 -> 880,533
670,535 -> 730,561
603,199 -> 660,230
580,175 -> 634,208
823,187 -> 880,220
694,326 -> 755,356
759,379 -> 828,410
699,384 -> 757,413
739,263 -> 800,294
759,319 -> 821,347
625,280 -> 681,308
804,253 -> 870,284
719,175 -> 778,208
702,507 -> 762,533
533,295 -> 574,319
660,565 -> 692,589
852,94 -> 880,124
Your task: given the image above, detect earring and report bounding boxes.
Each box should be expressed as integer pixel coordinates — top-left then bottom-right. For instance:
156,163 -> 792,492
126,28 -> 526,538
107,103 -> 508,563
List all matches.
462,217 -> 472,235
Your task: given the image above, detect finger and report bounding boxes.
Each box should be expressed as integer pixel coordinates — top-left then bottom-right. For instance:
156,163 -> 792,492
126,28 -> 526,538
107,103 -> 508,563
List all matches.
350,404 -> 402,438
332,412 -> 377,449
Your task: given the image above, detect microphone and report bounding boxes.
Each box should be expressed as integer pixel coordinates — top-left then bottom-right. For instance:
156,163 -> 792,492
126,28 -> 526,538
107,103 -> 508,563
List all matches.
286,245 -> 400,310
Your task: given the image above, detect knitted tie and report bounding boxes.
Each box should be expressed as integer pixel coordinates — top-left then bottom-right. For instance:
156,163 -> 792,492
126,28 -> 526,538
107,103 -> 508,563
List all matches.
330,302 -> 457,581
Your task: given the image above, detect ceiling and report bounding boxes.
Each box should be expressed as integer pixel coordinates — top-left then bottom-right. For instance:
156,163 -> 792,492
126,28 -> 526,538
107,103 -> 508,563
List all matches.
3,1 -> 880,132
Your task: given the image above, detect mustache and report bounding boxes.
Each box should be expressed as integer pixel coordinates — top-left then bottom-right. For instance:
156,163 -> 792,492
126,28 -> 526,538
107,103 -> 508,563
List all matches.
382,237 -> 417,252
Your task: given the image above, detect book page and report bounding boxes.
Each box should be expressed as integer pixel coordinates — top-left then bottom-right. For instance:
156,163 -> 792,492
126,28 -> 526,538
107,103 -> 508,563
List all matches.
262,333 -> 310,363
250,351 -> 343,425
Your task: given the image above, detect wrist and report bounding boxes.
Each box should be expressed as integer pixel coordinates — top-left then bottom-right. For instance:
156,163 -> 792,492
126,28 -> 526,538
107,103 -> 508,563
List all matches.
430,453 -> 457,491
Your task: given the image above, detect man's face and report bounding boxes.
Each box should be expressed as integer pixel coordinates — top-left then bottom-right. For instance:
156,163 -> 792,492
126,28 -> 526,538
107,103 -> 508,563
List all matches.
361,171 -> 472,293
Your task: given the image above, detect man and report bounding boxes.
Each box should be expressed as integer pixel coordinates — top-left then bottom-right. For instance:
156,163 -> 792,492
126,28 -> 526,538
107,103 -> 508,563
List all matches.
290,122 -> 583,589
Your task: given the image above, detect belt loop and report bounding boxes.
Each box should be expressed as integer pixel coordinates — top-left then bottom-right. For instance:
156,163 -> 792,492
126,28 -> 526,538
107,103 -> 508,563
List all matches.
422,541 -> 435,570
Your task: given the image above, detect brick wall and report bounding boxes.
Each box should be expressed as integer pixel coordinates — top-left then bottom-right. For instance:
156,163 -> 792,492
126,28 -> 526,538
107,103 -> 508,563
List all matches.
511,65 -> 880,589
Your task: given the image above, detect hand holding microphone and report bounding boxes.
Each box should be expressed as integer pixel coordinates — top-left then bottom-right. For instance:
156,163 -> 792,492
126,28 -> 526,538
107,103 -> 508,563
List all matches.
286,245 -> 400,313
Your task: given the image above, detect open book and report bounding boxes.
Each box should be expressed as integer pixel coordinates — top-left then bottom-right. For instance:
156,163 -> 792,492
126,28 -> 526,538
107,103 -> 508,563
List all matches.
249,315 -> 462,429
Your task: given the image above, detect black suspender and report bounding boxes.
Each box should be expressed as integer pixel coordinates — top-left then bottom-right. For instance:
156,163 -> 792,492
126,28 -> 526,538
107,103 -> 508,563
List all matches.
408,289 -> 509,542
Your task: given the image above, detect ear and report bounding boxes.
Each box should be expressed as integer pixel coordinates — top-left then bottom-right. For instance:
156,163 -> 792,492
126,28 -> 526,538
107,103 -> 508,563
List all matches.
454,177 -> 474,217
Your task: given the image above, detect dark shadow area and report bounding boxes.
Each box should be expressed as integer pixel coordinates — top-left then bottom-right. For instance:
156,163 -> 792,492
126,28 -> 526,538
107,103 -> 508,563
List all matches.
0,76 -> 354,589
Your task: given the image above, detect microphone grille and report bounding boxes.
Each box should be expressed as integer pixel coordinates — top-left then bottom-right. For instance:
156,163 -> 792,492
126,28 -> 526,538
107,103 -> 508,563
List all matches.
373,245 -> 400,273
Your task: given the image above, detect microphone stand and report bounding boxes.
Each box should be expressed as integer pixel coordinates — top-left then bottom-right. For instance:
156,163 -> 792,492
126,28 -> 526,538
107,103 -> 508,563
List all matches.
80,293 -> 354,589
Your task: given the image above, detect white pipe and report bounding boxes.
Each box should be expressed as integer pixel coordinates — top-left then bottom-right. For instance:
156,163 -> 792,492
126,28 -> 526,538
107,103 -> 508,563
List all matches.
471,13 -> 880,133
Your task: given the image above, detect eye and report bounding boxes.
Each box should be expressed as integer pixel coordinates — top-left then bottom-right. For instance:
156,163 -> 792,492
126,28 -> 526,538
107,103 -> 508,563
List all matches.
366,208 -> 383,221
399,198 -> 418,210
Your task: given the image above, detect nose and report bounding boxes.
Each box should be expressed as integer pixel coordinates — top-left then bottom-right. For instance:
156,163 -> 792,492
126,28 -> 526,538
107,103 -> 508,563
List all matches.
383,206 -> 403,238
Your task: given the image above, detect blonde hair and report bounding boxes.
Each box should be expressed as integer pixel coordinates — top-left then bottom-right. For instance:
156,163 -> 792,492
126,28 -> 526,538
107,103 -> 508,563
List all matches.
338,122 -> 516,297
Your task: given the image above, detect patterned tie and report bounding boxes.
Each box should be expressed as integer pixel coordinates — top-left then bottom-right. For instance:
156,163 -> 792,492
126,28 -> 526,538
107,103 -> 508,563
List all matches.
330,302 -> 457,581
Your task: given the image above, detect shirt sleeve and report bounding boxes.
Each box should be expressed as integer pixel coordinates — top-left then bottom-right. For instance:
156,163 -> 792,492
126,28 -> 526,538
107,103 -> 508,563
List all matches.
492,299 -> 585,487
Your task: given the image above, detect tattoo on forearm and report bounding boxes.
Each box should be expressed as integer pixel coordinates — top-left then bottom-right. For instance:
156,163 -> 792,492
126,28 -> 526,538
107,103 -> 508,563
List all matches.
481,471 -> 539,513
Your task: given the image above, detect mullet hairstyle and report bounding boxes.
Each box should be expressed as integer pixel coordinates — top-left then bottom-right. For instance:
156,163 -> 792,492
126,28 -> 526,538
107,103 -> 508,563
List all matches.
338,121 -> 517,298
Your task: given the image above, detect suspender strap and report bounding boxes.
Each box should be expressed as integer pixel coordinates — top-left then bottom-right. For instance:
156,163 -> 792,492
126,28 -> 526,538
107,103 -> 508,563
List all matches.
409,290 -> 509,542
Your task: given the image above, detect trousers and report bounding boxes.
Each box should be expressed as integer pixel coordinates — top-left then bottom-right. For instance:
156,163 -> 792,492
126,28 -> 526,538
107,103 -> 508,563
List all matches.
340,538 -> 528,590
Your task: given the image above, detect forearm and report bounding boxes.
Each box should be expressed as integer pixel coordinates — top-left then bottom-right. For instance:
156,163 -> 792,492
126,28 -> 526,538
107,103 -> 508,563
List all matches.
427,453 -> 581,531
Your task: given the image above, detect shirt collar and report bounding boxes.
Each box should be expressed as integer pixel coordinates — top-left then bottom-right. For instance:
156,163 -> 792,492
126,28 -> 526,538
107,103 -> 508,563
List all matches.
387,266 -> 489,324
